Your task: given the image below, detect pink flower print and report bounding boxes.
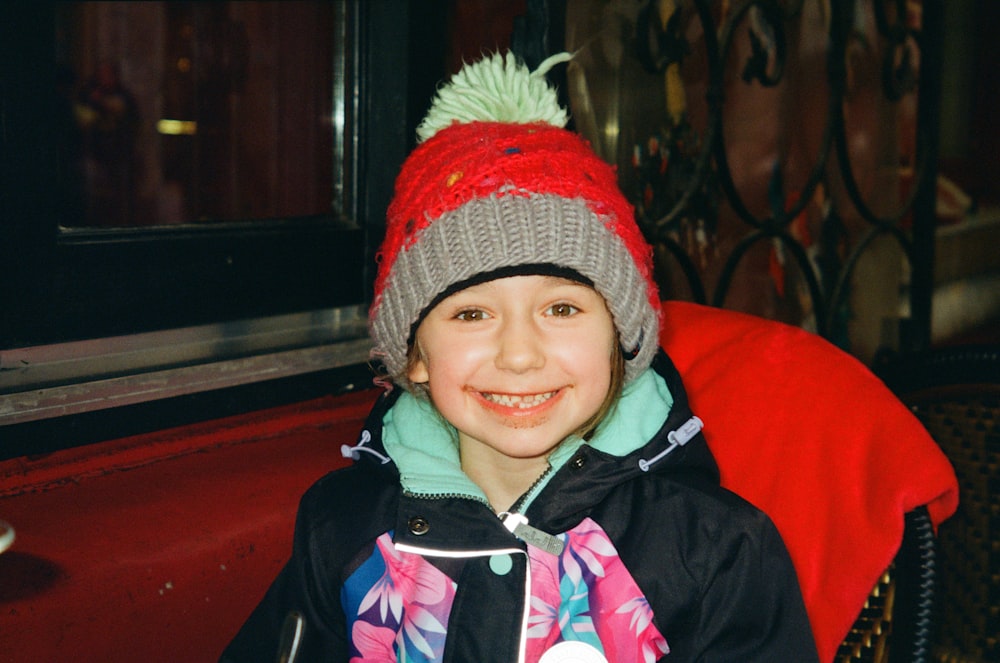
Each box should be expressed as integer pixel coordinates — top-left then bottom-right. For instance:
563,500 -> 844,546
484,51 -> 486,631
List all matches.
357,565 -> 403,625
616,597 -> 670,662
350,621 -> 398,662
527,593 -> 559,638
525,519 -> 669,663
397,602 -> 449,658
616,596 -> 656,634
526,539 -> 565,655
350,534 -> 456,661
378,535 -> 451,608
562,520 -> 618,580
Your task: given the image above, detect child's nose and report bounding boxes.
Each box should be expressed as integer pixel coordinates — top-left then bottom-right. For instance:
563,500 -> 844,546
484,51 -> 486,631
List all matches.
495,315 -> 545,373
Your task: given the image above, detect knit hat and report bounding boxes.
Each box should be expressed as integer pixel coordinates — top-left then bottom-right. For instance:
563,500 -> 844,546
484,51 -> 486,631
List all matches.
369,52 -> 660,387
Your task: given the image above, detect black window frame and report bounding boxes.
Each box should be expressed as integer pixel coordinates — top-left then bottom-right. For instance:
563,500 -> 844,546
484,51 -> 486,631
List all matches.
0,0 -> 450,457
3,1 -> 372,347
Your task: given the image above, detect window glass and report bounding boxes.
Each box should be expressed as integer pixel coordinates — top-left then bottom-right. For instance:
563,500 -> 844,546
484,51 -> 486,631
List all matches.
55,1 -> 339,228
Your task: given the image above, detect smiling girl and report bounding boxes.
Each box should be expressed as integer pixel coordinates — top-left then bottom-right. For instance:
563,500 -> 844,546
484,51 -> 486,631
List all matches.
222,52 -> 819,663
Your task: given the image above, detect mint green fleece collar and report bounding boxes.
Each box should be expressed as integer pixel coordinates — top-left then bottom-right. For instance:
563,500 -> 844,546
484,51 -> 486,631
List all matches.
382,368 -> 674,506
382,394 -> 487,503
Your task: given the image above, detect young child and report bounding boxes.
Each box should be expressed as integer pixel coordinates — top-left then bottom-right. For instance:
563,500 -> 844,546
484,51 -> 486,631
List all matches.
221,52 -> 819,663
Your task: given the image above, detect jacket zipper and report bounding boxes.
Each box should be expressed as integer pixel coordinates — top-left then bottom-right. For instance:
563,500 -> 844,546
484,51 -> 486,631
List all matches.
404,490 -> 492,508
498,465 -> 565,556
509,464 -> 553,514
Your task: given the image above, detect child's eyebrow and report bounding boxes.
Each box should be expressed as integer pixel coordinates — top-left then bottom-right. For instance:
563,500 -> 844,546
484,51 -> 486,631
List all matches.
540,275 -> 592,288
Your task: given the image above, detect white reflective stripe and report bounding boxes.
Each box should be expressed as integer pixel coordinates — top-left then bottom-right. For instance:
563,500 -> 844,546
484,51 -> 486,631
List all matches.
519,549 -> 531,663
393,542 -> 524,559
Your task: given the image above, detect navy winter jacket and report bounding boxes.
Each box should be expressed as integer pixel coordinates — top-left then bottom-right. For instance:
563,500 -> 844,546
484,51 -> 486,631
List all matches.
221,350 -> 819,662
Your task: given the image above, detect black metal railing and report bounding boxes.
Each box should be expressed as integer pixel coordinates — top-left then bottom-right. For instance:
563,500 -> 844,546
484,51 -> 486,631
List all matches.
527,0 -> 943,359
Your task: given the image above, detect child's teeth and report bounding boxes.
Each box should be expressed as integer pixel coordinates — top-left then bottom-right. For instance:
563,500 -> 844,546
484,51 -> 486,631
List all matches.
485,391 -> 555,408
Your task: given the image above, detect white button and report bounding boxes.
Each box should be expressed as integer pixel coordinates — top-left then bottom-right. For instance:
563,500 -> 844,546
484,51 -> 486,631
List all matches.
538,641 -> 608,663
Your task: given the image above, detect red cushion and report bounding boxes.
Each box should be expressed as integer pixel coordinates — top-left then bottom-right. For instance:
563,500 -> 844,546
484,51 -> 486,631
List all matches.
659,301 -> 959,662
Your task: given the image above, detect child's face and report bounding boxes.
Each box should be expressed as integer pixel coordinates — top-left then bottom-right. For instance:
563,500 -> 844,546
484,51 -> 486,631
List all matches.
409,275 -> 617,467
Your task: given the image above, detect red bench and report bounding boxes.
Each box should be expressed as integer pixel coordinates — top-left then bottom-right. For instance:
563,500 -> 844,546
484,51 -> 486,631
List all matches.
0,389 -> 378,663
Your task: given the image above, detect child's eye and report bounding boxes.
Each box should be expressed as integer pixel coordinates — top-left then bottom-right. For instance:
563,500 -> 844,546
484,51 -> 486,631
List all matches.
547,303 -> 579,317
455,308 -> 490,321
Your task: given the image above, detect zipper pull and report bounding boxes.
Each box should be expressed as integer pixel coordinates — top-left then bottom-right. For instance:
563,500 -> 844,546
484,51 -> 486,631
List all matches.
499,512 -> 564,556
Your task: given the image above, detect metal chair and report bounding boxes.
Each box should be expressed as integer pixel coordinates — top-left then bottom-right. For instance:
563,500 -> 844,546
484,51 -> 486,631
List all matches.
876,345 -> 1000,663
835,506 -> 937,663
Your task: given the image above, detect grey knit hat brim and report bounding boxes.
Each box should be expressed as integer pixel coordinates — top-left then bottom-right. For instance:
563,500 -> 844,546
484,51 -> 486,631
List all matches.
370,193 -> 659,388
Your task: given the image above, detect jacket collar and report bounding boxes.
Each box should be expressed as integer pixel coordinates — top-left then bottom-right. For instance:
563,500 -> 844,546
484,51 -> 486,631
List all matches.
347,349 -> 719,514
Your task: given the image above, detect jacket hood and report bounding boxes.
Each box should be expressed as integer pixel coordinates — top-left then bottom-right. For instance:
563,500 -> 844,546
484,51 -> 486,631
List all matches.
343,349 -> 719,517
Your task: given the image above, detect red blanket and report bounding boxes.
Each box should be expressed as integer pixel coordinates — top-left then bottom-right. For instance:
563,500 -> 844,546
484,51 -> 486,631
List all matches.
658,301 -> 958,662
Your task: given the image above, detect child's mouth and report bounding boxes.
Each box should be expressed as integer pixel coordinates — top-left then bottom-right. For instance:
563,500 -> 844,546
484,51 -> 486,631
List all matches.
480,391 -> 557,409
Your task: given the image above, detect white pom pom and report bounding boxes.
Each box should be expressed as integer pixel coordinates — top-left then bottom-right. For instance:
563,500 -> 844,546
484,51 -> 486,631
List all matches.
416,51 -> 573,143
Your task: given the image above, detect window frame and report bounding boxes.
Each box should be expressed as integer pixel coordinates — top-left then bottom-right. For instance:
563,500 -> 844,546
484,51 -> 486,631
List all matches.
2,1 -> 372,348
0,0 -> 435,458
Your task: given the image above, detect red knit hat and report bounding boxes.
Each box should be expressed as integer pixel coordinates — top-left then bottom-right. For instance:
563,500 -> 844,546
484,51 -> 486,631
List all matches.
369,52 -> 660,387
